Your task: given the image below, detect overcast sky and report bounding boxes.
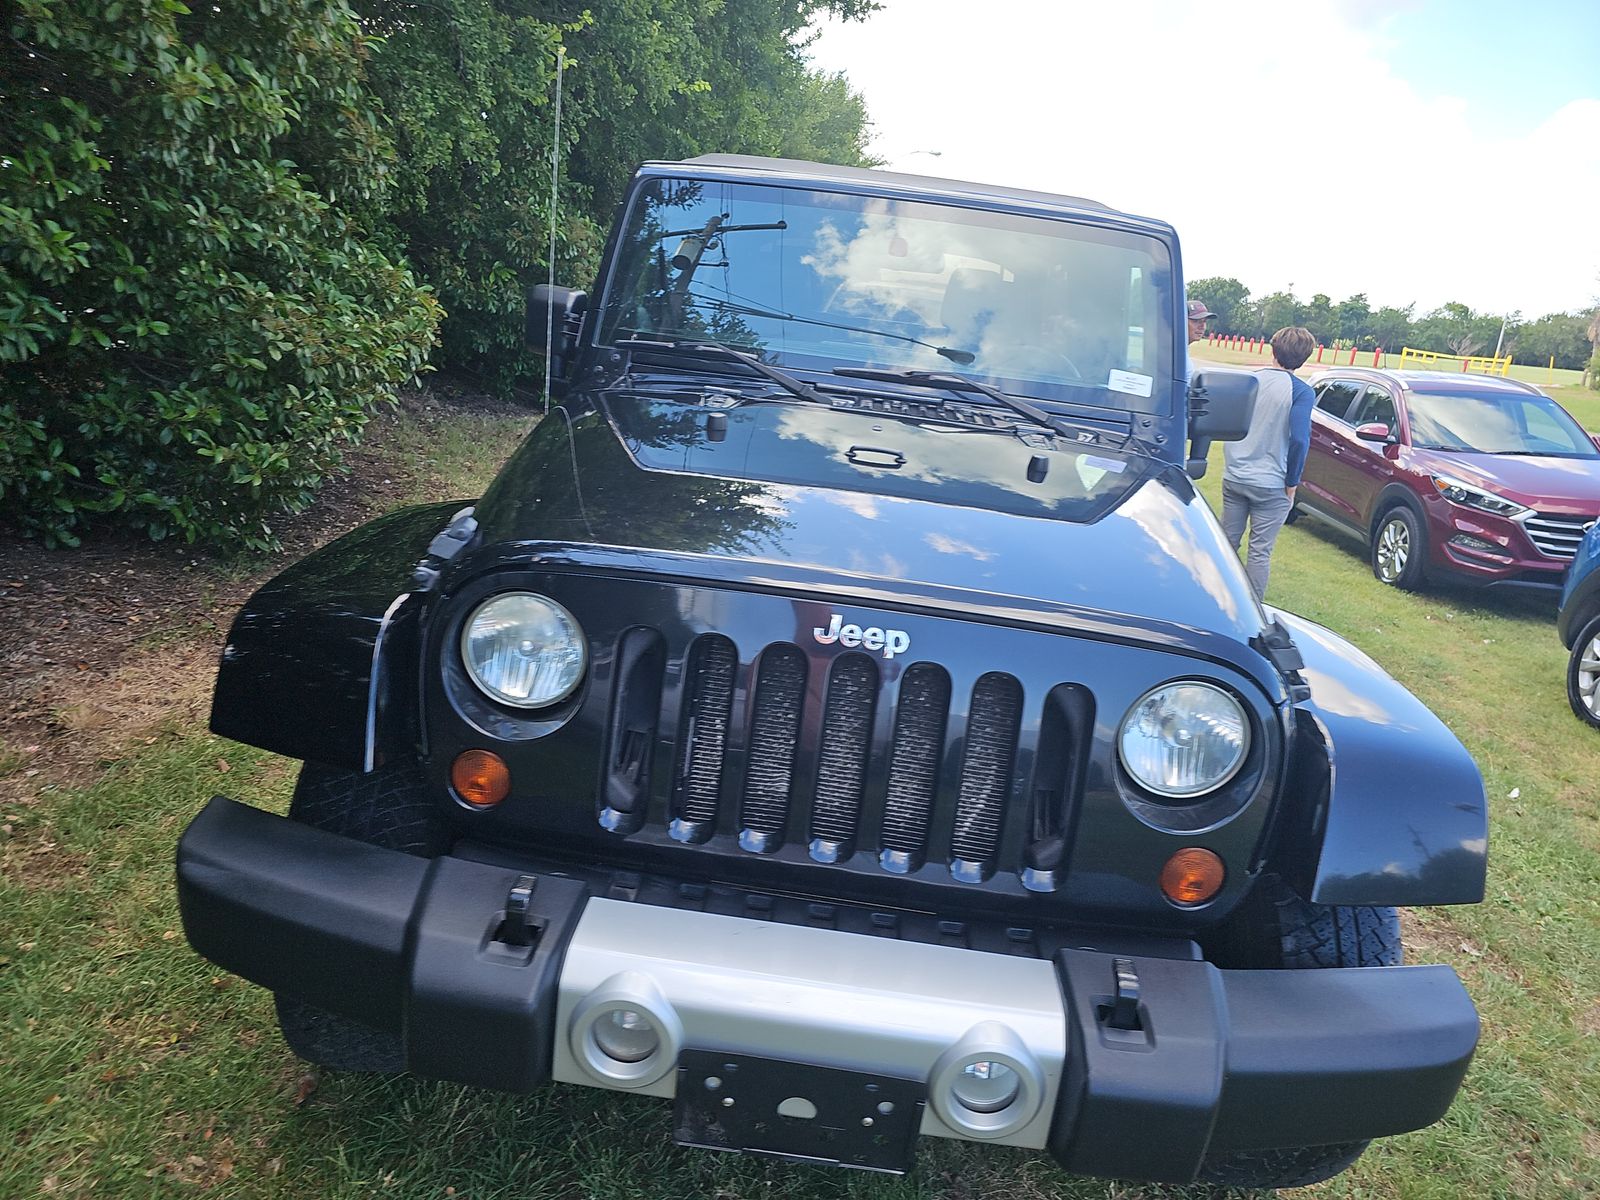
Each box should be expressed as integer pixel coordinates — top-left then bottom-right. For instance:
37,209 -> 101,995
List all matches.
807,0 -> 1600,320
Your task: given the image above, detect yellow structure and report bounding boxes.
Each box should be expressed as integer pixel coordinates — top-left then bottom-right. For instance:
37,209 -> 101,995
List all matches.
1397,346 -> 1512,377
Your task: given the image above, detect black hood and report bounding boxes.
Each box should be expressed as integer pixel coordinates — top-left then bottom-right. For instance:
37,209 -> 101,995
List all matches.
470,390 -> 1266,647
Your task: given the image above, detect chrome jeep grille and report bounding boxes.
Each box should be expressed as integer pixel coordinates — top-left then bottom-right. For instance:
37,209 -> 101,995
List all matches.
611,629 -> 1071,886
1524,513 -> 1594,561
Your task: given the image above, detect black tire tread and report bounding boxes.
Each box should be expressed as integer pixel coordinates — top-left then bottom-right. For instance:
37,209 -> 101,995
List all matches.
288,760 -> 449,856
1198,1139 -> 1369,1190
275,761 -> 448,1073
1270,881 -> 1403,969
1197,876 -> 1401,1189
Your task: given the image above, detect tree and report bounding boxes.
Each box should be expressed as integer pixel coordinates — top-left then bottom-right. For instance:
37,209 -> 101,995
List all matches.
1334,293 -> 1372,346
1301,293 -> 1335,344
1368,304 -> 1414,353
1255,291 -> 1302,339
2,0 -> 440,547
1504,312 -> 1593,369
1187,277 -> 1251,333
1412,302 -> 1500,360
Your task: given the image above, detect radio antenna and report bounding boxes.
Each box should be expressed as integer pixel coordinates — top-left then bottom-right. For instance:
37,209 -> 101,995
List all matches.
543,44 -> 566,413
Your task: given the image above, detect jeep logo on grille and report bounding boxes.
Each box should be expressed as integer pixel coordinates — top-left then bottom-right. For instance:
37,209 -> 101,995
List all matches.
812,613 -> 911,659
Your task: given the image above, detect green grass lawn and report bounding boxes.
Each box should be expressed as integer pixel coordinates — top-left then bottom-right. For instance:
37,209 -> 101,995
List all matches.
4,399 -> 1600,1198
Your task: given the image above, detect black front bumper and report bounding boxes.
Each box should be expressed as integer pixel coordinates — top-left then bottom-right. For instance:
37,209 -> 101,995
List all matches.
177,797 -> 1479,1183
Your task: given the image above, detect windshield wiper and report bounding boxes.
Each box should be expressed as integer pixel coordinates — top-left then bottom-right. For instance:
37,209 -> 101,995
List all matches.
831,366 -> 1171,468
616,335 -> 828,405
686,293 -> 975,365
832,366 -> 1092,439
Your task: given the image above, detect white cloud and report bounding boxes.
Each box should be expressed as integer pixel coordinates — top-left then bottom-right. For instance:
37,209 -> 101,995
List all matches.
809,0 -> 1599,317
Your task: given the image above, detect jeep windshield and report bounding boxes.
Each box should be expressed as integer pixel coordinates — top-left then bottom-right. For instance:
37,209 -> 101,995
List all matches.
597,176 -> 1175,415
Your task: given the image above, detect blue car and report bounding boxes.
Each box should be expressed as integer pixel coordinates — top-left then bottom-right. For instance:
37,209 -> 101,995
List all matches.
1558,521 -> 1600,727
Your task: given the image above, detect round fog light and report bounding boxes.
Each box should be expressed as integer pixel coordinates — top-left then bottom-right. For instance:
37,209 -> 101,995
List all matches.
928,1022 -> 1045,1138
592,1008 -> 659,1063
952,1061 -> 1020,1114
569,972 -> 682,1087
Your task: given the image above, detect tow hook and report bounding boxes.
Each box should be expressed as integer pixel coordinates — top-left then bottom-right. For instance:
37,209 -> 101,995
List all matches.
496,874 -> 543,948
1107,957 -> 1143,1031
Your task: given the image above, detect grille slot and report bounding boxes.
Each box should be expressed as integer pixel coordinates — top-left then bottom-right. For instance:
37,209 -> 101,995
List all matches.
879,663 -> 952,872
668,635 -> 737,842
950,672 -> 1023,881
1524,512 -> 1593,560
809,654 -> 880,860
1021,684 -> 1093,891
599,628 -> 667,834
740,644 -> 808,851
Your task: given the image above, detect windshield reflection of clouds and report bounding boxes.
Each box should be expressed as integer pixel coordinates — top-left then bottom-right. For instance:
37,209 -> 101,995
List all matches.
604,177 -> 1172,407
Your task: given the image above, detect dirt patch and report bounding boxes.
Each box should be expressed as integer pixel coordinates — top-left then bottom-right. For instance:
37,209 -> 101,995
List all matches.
0,382 -> 523,792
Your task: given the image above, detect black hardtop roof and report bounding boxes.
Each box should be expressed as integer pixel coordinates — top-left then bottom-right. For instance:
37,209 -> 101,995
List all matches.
1316,366 -> 1544,396
638,154 -> 1175,238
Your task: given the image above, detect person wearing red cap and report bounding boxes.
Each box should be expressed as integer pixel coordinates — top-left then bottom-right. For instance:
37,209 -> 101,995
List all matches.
1186,299 -> 1216,345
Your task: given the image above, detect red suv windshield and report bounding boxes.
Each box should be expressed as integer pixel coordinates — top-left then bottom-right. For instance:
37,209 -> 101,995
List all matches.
1406,389 -> 1598,458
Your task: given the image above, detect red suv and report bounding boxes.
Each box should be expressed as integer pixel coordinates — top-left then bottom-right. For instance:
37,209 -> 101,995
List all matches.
1293,368 -> 1600,590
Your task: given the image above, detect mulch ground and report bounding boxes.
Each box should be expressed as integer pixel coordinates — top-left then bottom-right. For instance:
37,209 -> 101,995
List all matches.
0,383 -> 518,787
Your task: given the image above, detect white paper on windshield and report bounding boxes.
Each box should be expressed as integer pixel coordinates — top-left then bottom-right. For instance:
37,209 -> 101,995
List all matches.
1106,369 -> 1154,398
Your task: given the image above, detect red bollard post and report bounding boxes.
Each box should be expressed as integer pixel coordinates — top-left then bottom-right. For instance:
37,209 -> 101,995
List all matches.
1348,346 -> 1357,365
1316,344 -> 1324,363
1372,348 -> 1381,366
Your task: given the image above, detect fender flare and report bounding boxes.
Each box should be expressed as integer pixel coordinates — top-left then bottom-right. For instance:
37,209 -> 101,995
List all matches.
210,502 -> 468,771
1266,608 -> 1487,907
1366,482 -> 1426,543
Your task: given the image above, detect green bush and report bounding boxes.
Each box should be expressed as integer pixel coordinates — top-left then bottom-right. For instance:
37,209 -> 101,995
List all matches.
1,0 -> 439,548
1587,348 -> 1600,390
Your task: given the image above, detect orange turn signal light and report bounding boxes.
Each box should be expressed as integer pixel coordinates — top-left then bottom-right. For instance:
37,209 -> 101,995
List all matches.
1160,847 -> 1225,907
451,749 -> 510,808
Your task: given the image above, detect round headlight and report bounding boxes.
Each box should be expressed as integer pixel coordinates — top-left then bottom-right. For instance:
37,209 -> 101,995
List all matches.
460,592 -> 587,709
1118,682 -> 1249,799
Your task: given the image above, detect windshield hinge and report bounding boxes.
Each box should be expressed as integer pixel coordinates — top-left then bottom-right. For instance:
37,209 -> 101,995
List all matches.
1252,618 -> 1311,703
410,506 -> 478,591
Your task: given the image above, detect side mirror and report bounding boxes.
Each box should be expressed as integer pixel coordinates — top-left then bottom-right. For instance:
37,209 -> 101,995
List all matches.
1355,422 -> 1394,443
1186,371 -> 1258,479
526,284 -> 588,392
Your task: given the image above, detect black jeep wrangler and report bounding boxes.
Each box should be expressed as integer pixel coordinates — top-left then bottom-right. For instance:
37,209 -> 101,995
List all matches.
178,155 -> 1486,1189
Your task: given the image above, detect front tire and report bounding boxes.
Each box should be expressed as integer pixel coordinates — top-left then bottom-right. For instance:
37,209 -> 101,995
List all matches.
1198,876 -> 1401,1189
1372,505 -> 1427,591
274,761 -> 449,1072
1566,613 -> 1600,729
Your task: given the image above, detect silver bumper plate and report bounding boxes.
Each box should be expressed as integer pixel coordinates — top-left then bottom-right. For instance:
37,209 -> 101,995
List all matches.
552,899 -> 1067,1148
